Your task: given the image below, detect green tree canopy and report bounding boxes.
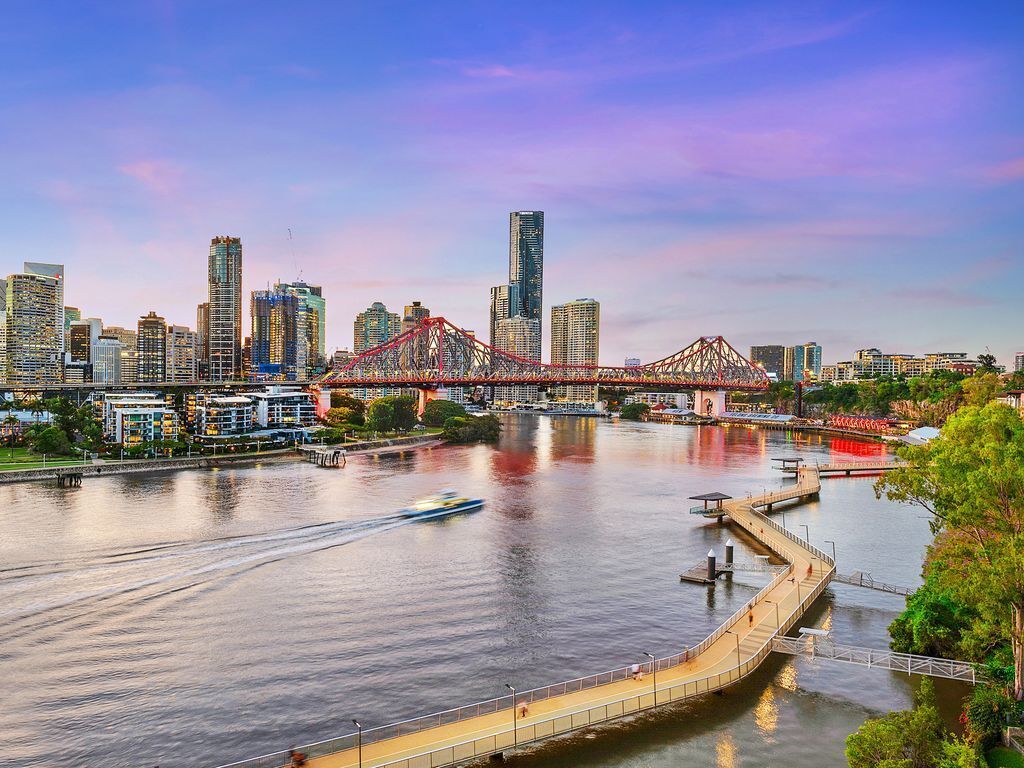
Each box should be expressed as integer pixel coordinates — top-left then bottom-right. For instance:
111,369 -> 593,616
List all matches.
421,399 -> 467,427
324,407 -> 364,427
32,426 -> 73,455
364,399 -> 396,434
442,415 -> 501,443
877,402 -> 1024,699
329,391 -> 366,414
619,402 -> 650,420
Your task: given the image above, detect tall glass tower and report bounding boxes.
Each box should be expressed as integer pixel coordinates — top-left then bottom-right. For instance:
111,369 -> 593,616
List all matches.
208,236 -> 243,381
508,211 -> 544,328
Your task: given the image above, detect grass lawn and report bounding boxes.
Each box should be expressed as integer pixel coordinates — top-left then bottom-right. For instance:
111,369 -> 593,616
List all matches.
989,747 -> 1024,768
0,447 -> 86,471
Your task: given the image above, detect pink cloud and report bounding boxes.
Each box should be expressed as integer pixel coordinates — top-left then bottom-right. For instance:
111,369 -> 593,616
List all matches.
981,156 -> 1024,181
118,159 -> 186,199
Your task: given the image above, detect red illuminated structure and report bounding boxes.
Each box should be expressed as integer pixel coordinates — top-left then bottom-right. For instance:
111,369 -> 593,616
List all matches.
827,415 -> 900,434
318,317 -> 768,391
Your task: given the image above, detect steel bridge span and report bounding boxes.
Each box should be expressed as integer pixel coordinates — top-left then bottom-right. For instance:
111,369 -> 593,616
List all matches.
217,463 -> 973,768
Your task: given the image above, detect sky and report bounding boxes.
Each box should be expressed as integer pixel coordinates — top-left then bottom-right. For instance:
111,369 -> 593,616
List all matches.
1,1 -> 1022,367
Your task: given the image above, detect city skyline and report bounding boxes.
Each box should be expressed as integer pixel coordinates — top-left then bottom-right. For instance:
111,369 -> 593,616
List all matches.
1,4 -> 1022,367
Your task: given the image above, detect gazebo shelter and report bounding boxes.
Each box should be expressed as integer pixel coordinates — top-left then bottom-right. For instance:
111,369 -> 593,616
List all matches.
688,492 -> 733,516
771,457 -> 805,472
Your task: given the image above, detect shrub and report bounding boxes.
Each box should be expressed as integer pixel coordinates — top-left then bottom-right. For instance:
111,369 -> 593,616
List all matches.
442,415 -> 501,443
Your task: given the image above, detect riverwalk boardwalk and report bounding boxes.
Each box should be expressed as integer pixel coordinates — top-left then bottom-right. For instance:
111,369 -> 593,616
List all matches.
221,466 -> 839,768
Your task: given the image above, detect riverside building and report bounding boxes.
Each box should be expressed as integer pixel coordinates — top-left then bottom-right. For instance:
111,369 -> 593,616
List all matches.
492,315 -> 541,406
550,298 -> 600,403
166,325 -> 198,383
354,302 -> 401,354
3,271 -> 63,384
208,236 -> 243,381
137,311 -> 168,383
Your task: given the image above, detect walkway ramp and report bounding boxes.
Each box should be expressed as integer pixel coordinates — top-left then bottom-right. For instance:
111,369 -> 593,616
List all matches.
218,467 -> 837,768
771,636 -> 981,683
833,571 -> 913,596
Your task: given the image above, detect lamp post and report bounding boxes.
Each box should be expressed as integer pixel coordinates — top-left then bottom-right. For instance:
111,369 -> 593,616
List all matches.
352,719 -> 362,768
765,599 -> 781,629
505,684 -> 517,746
824,539 -> 837,563
781,507 -> 786,528
800,524 -> 809,542
724,630 -> 741,666
644,652 -> 657,706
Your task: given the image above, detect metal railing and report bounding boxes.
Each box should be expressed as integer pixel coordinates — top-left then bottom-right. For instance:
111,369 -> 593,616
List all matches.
215,470 -> 835,768
833,571 -> 913,596
718,561 -> 787,574
771,636 -> 982,683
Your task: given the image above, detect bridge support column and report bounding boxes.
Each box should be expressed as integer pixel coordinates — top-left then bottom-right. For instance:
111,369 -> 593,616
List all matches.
693,389 -> 726,418
416,387 -> 443,417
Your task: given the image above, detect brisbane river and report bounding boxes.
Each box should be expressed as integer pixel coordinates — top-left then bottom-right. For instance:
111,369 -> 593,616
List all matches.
0,416 -> 967,768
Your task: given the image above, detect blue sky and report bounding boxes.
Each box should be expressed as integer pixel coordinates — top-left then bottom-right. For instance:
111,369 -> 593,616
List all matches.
1,1 -> 1022,365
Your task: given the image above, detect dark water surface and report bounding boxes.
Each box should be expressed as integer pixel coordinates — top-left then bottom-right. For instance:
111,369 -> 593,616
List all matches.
0,417 -> 963,767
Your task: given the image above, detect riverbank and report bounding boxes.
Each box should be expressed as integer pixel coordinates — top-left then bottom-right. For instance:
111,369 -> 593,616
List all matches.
0,433 -> 444,485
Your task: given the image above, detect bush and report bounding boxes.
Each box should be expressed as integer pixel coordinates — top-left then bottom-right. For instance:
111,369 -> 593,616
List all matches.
619,402 -> 650,420
422,400 -> 467,427
889,573 -> 975,658
966,685 -> 1022,749
442,415 -> 501,443
314,428 -> 349,445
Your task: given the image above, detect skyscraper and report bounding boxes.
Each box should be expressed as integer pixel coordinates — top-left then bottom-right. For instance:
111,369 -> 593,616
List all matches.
750,345 -> 785,380
1015,352 -> 1024,373
196,301 -> 210,378
251,288 -> 302,380
208,236 -> 243,381
276,281 -> 326,373
354,302 -> 401,354
489,284 -> 520,346
550,298 -> 600,403
492,315 -> 541,405
23,262 -> 65,353
137,311 -> 168,382
402,301 -> 430,334
91,336 -> 124,385
3,271 -> 62,384
64,306 -> 81,339
785,342 -> 822,382
166,325 -> 198,383
509,211 -> 544,325
0,279 -> 6,384
69,318 -> 102,362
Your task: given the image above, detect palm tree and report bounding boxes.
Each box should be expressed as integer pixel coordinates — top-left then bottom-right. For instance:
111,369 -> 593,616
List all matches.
3,413 -> 19,460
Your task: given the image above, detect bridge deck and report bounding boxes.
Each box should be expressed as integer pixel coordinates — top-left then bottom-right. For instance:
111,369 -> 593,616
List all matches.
781,460 -> 898,475
219,470 -> 834,768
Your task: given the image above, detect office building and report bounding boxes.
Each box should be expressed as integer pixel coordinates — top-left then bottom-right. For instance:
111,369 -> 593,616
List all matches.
23,262 -> 65,353
91,336 -> 125,384
624,357 -> 641,368
402,301 -> 430,334
354,302 -> 401,354
248,386 -> 317,428
196,302 -> 210,378
784,342 -> 822,382
0,279 -> 5,384
332,349 -> 356,370
251,288 -> 303,381
69,318 -> 102,363
62,362 -> 92,383
750,345 -> 785,380
208,236 -> 243,381
101,326 -> 138,384
489,284 -> 520,346
137,311 -> 168,383
550,298 -> 600,403
277,281 -> 326,371
64,306 -> 81,340
3,271 -> 63,384
625,392 -> 690,409
1016,352 -> 1024,373
166,325 -> 198,383
187,393 -> 255,438
492,315 -> 541,405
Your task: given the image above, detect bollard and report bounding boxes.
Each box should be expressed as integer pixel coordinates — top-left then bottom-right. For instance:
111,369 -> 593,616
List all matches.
706,549 -> 717,581
724,539 -> 734,580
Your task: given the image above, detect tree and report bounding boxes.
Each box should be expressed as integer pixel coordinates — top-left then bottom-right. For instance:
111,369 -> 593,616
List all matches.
330,391 -> 365,414
4,413 -> 19,459
977,353 -> 998,374
619,402 -> 650,420
421,400 -> 467,427
390,395 -> 418,433
324,407 -> 363,427
364,399 -> 395,434
845,679 -> 948,768
32,426 -> 73,455
876,402 -> 1024,699
962,372 -> 1001,407
889,571 -> 975,658
442,415 -> 501,443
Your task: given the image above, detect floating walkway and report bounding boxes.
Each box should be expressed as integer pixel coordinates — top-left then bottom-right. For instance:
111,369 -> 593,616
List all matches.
219,467 -> 838,768
833,571 -> 914,596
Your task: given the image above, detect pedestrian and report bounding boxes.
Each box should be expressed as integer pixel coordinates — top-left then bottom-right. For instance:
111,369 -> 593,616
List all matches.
748,610 -> 754,627
519,702 -> 529,719
631,663 -> 641,680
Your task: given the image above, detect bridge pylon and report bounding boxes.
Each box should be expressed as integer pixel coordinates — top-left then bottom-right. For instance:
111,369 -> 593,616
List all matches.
693,389 -> 726,418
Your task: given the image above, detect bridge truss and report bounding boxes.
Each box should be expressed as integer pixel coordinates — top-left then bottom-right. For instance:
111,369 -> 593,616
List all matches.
319,317 -> 768,390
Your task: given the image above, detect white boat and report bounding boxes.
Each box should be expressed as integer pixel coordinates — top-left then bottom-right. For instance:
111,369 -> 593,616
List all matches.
399,490 -> 485,521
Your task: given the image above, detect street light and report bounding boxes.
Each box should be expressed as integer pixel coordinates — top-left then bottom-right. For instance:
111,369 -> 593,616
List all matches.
824,539 -> 837,563
781,507 -> 786,528
800,524 -> 809,542
505,684 -> 517,746
724,630 -> 741,666
352,719 -> 362,768
765,599 -> 781,629
644,652 -> 657,706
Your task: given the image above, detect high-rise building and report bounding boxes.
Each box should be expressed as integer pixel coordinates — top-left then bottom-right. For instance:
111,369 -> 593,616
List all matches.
23,262 -> 65,353
208,236 -> 243,381
276,281 -> 326,373
550,298 -> 600,403
251,288 -> 303,381
64,306 -> 81,340
509,211 -> 544,325
624,357 -> 641,368
101,326 -> 137,383
492,315 -> 541,405
0,279 -> 6,384
750,345 -> 785,380
402,301 -> 430,334
91,336 -> 125,385
166,325 -> 198,383
3,271 -> 63,384
1015,352 -> 1024,373
354,302 -> 401,354
69,318 -> 102,363
785,342 -> 822,383
137,311 -> 168,383
196,302 -> 210,378
489,284 -> 520,346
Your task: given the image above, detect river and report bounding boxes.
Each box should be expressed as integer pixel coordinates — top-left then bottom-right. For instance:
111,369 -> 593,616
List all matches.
0,416 -> 965,767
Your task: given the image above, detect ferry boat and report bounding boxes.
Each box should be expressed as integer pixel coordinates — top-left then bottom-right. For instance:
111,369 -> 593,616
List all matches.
399,490 -> 484,521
